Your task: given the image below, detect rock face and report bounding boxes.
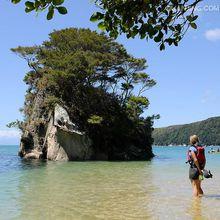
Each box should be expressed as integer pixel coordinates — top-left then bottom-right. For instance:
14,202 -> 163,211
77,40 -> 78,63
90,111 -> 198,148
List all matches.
19,90 -> 46,160
19,100 -> 154,161
19,104 -> 93,161
46,105 -> 93,161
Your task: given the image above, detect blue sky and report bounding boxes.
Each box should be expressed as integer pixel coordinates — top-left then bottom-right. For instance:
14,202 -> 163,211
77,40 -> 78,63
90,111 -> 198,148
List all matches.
0,0 -> 219,144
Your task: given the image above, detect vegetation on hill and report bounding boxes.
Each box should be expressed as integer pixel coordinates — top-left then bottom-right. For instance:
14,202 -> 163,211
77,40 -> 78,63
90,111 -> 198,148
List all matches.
10,28 -> 157,160
153,117 -> 220,146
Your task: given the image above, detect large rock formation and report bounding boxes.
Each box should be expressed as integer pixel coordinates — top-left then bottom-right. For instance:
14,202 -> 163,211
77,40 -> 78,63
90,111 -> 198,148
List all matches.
19,104 -> 154,161
19,103 -> 154,161
19,104 -> 93,161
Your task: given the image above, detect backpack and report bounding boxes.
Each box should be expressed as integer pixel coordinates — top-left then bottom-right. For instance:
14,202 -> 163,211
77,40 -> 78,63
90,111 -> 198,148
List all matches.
187,145 -> 206,169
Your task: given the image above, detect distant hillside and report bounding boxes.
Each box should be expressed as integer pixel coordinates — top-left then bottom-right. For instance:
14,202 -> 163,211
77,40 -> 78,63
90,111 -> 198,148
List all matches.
153,117 -> 220,146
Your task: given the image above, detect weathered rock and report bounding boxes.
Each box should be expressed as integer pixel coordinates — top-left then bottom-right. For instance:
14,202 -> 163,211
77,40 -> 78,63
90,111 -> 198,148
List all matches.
19,103 -> 93,161
45,106 -> 93,161
24,150 -> 43,160
19,131 -> 34,157
19,90 -> 48,159
54,104 -> 80,133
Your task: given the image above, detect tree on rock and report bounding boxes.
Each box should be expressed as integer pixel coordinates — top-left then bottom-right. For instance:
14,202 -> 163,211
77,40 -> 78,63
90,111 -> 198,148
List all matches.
12,28 -> 157,160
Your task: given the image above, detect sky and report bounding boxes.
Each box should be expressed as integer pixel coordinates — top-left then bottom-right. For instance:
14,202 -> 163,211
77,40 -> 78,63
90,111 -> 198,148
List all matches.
0,0 -> 219,144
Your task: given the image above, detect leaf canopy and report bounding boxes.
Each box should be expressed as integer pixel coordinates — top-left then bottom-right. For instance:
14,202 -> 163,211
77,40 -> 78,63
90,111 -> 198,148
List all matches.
11,0 -> 202,50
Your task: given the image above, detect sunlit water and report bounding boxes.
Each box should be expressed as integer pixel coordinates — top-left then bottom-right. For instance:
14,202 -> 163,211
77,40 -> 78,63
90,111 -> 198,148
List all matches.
0,145 -> 220,220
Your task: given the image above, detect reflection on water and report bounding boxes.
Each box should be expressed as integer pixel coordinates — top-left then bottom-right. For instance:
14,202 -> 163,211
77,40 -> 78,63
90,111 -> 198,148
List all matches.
16,162 -> 155,219
189,197 -> 202,220
19,159 -> 47,170
0,146 -> 220,219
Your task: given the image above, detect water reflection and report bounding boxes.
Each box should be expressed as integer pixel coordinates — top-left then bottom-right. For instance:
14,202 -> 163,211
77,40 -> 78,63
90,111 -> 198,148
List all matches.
15,161 -> 156,219
190,197 -> 203,220
18,158 -> 47,170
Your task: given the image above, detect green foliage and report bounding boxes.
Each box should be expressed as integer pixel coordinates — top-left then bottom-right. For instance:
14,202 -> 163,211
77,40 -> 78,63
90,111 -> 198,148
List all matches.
92,0 -> 201,50
43,95 -> 61,111
7,120 -> 24,131
11,0 -> 201,49
11,0 -> 67,20
126,95 -> 149,120
12,28 -> 156,159
87,115 -> 103,124
153,117 -> 220,146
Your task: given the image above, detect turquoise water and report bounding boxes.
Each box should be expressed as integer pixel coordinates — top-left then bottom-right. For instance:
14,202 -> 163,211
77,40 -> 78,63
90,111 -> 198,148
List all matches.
0,145 -> 220,219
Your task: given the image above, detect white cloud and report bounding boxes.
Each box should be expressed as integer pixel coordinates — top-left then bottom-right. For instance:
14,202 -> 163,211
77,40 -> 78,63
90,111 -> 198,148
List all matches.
0,130 -> 20,138
205,28 -> 220,41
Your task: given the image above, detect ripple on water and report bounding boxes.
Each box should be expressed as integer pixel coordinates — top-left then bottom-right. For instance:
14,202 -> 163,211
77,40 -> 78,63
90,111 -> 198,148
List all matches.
0,146 -> 220,219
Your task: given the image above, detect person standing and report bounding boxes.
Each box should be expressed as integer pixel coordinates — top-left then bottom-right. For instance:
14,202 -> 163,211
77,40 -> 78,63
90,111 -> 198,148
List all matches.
187,135 -> 206,197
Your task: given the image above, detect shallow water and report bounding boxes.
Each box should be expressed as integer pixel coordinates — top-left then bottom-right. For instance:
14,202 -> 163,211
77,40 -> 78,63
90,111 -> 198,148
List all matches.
0,145 -> 220,219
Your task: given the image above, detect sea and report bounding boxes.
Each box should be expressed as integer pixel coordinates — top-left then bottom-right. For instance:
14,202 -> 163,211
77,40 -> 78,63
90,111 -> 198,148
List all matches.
0,145 -> 220,220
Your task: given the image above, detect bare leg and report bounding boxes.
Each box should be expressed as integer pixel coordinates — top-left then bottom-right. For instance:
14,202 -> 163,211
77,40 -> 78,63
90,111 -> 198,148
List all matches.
198,180 -> 204,196
191,179 -> 200,197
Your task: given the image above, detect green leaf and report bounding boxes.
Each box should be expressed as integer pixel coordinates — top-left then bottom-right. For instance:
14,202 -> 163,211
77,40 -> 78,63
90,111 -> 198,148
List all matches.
98,22 -> 106,31
11,0 -> 21,4
160,43 -> 165,51
186,15 -> 193,22
192,15 -> 198,21
165,38 -> 173,46
140,33 -> 146,39
154,31 -> 163,43
187,15 -> 198,22
109,31 -> 118,38
169,26 -> 175,31
175,24 -> 182,32
52,0 -> 64,5
90,12 -> 104,22
57,6 -> 67,15
47,6 -> 54,20
190,23 -> 197,29
34,0 -> 41,8
25,1 -> 34,9
174,41 -> 178,46
25,7 -> 35,12
39,0 -> 47,6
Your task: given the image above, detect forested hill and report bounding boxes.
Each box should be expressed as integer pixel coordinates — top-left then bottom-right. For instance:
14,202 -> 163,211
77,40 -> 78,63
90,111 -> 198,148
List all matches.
153,117 -> 220,146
